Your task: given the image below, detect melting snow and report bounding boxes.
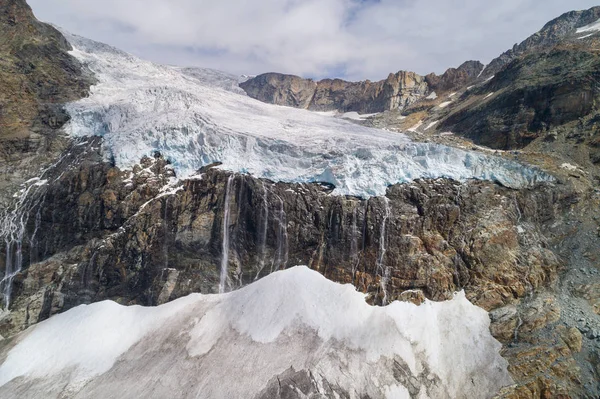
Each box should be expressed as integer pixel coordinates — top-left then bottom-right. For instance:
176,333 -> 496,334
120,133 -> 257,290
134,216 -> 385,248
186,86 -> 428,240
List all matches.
60,30 -> 552,198
438,101 -> 452,108
0,267 -> 512,398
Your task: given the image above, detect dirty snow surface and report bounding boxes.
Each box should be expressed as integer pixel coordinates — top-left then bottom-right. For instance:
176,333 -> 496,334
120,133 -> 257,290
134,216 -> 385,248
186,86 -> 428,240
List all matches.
60,30 -> 551,197
0,267 -> 512,399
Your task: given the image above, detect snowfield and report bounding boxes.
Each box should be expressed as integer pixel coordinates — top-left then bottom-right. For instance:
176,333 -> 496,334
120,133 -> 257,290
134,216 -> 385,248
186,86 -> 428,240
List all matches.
0,266 -> 512,398
61,30 -> 552,198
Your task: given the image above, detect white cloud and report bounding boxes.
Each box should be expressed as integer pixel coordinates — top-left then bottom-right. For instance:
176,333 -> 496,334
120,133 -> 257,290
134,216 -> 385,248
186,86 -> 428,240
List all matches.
28,0 -> 599,81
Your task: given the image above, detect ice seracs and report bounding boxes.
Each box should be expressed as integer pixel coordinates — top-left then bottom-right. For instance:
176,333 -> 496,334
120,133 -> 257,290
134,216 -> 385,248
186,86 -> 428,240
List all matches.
0,266 -> 512,399
60,30 -> 552,198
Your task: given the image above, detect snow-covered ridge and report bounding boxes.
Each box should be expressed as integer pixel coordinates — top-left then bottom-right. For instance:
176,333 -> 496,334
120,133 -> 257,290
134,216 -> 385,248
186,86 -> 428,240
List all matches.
0,266 -> 512,398
61,30 -> 552,197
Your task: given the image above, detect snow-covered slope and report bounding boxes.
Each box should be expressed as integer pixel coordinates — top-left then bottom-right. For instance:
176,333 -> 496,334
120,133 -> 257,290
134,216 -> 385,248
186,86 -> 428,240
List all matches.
60,30 -> 552,197
0,266 -> 511,399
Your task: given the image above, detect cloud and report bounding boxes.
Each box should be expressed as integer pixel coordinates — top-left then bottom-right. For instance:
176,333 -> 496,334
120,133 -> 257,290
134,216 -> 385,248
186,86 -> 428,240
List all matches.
28,0 -> 599,81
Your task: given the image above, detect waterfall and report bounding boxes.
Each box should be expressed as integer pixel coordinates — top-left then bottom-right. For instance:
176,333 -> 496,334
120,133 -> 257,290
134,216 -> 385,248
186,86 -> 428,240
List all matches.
255,182 -> 269,280
0,179 -> 47,310
28,194 -> 46,266
350,205 -> 359,280
219,175 -> 235,294
513,194 -> 522,223
163,196 -> 170,269
271,195 -> 288,272
376,197 -> 391,305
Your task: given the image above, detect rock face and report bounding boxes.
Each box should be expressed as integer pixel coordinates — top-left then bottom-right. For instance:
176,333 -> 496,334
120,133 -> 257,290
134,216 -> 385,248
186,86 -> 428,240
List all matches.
0,146 -> 561,319
237,72 -> 318,109
240,70 -> 430,113
439,46 -> 600,150
0,0 -> 93,211
483,6 -> 600,78
425,60 -> 484,93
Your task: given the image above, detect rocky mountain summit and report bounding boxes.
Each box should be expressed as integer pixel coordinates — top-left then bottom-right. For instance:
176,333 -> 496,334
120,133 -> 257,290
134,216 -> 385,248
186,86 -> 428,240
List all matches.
0,1 -> 600,398
240,61 -> 484,114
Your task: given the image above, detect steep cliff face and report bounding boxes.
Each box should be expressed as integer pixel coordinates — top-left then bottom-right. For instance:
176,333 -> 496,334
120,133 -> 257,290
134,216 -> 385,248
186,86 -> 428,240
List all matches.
0,0 -> 92,212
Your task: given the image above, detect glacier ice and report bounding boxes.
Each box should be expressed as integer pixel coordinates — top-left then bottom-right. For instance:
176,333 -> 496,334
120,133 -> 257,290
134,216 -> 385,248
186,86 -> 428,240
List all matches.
60,30 -> 552,198
0,266 -> 512,398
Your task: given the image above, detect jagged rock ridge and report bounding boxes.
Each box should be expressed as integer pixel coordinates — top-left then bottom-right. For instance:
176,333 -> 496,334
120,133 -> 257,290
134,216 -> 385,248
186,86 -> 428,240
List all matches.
240,61 -> 484,114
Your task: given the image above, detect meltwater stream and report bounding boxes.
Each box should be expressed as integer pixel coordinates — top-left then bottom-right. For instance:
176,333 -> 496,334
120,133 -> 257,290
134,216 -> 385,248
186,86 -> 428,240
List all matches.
0,179 -> 47,309
219,175 -> 235,294
377,197 -> 391,305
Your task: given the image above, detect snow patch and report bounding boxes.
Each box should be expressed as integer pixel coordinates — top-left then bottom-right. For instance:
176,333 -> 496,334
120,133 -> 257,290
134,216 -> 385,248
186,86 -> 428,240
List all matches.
560,163 -> 580,172
425,121 -> 438,131
578,33 -> 595,40
577,18 -> 600,34
408,120 -> 423,132
0,267 -> 512,398
426,92 -> 437,100
438,101 -> 452,109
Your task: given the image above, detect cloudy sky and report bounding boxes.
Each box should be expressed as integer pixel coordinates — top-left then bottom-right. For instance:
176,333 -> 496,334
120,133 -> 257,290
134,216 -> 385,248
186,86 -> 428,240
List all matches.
29,0 -> 599,81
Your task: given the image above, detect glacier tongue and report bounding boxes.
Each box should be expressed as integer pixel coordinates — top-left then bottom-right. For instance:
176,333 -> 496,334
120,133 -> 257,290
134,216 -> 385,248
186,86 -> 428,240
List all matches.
0,267 -> 512,398
61,30 -> 552,197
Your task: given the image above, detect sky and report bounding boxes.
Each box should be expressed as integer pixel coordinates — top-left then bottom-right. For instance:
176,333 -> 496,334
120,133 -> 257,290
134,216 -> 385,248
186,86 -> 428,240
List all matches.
28,0 -> 599,81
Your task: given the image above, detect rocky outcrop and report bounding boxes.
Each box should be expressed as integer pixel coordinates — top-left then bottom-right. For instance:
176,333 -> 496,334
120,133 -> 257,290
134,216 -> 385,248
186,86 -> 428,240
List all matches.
237,73 -> 317,109
240,70 -> 429,113
0,0 -> 93,209
438,46 -> 600,150
425,60 -> 484,93
240,64 -> 488,115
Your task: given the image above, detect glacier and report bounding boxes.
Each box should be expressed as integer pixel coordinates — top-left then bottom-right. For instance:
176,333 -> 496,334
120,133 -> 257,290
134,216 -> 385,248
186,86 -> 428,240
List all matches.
60,30 -> 552,198
0,266 -> 512,398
